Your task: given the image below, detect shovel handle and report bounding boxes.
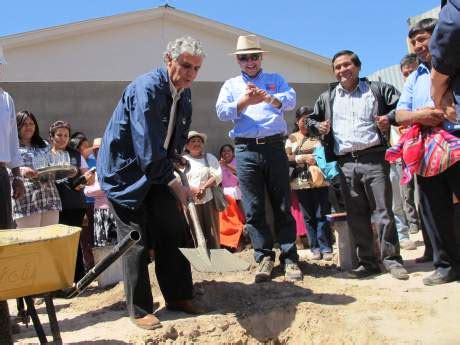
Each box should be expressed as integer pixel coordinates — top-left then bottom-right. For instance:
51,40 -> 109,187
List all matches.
187,201 -> 208,250
174,167 -> 209,250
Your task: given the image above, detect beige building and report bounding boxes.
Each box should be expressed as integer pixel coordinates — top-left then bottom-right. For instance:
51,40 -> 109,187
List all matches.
0,5 -> 334,153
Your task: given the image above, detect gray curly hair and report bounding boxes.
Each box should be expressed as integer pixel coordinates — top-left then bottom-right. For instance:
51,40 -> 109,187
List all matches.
163,36 -> 206,61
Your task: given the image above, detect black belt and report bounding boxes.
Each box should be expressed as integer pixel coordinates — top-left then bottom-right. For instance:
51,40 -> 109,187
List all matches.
339,145 -> 386,160
234,134 -> 285,145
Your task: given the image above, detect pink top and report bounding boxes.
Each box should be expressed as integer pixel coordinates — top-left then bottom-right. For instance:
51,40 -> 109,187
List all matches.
221,159 -> 238,188
83,173 -> 110,209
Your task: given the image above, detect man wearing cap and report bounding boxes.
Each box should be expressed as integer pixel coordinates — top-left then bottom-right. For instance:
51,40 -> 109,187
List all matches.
98,36 -> 206,330
216,34 -> 302,282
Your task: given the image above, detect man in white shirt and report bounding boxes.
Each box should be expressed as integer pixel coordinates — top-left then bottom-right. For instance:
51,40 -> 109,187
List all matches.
0,44 -> 24,343
0,46 -> 24,229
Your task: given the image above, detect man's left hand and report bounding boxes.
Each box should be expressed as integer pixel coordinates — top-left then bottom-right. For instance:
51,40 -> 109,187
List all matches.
12,178 -> 25,199
375,115 -> 390,132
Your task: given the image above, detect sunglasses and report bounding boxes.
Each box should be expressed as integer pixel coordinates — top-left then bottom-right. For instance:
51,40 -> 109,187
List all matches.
237,54 -> 261,62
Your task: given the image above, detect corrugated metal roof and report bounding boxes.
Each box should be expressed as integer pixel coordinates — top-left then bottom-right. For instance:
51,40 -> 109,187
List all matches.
367,64 -> 404,91
368,6 -> 441,90
407,6 -> 440,26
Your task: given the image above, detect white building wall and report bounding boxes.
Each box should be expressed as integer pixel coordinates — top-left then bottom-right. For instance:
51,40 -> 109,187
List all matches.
1,13 -> 334,83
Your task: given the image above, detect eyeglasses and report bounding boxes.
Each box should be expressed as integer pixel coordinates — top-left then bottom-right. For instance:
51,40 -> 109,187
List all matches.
237,54 -> 261,62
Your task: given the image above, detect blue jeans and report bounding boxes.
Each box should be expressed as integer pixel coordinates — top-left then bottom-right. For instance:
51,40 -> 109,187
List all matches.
389,163 -> 410,241
297,187 -> 332,253
235,141 -> 298,264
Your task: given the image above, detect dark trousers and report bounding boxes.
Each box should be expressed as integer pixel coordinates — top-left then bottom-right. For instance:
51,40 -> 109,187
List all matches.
81,203 -> 95,269
235,141 -> 298,264
297,187 -> 332,253
338,151 -> 403,271
0,167 -> 13,229
417,162 -> 460,275
59,208 -> 86,282
110,185 -> 193,319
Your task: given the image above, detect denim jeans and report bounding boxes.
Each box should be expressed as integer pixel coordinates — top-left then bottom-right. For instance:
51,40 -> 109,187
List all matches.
297,187 -> 332,253
389,163 -> 410,241
235,141 -> 298,264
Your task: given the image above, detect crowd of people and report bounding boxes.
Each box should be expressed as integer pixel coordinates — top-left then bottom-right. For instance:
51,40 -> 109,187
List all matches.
1,2 -> 459,334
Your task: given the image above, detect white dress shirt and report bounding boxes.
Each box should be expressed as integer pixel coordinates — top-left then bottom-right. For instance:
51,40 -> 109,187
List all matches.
0,88 -> 22,168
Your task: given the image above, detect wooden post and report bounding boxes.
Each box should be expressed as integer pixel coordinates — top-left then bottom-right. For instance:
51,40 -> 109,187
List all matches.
327,213 -> 358,270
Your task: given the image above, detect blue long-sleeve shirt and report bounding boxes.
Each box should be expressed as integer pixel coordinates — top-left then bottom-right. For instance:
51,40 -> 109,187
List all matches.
97,67 -> 192,209
397,63 -> 460,132
216,70 -> 296,138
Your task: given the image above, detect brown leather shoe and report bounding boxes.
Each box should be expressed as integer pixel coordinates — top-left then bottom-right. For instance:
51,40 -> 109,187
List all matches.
132,314 -> 162,330
166,299 -> 207,314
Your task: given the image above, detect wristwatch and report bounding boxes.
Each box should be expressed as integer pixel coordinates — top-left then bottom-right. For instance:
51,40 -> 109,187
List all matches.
269,96 -> 278,106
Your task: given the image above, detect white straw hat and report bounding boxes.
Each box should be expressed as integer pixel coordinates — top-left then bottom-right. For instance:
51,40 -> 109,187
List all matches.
187,130 -> 207,143
231,35 -> 269,55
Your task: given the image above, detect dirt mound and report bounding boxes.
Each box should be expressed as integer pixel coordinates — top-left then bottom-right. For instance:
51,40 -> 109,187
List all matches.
11,235 -> 460,344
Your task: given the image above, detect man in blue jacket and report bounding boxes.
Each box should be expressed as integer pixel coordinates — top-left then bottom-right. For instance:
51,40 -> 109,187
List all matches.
98,36 -> 205,329
430,0 -> 460,120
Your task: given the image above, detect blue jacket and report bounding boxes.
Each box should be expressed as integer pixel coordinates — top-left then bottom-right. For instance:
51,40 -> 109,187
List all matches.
97,67 -> 192,209
430,0 -> 460,115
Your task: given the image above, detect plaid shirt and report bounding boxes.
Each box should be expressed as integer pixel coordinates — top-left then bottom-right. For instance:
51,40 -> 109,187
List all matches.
11,144 -> 62,220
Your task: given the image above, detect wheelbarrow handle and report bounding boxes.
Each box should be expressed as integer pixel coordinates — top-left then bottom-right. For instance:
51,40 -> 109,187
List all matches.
175,168 -> 208,251
65,230 -> 141,298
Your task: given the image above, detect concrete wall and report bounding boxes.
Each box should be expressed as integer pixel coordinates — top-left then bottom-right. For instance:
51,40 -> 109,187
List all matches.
2,15 -> 333,83
3,80 -> 328,156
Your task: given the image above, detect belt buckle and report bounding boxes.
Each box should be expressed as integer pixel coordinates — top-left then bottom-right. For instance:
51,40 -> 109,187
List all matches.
255,137 -> 266,145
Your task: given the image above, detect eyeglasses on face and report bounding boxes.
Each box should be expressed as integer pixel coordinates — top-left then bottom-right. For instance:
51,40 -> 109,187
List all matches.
237,54 -> 261,62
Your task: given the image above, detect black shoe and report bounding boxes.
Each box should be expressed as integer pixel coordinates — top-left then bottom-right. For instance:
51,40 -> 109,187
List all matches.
389,266 -> 409,280
415,255 -> 433,263
423,269 -> 458,286
346,265 -> 381,279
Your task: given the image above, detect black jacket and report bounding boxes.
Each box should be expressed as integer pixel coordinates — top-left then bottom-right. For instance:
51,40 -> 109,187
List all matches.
307,78 -> 400,161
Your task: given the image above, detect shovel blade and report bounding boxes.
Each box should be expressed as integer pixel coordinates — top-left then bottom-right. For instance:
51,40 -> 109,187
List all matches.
179,247 -> 250,273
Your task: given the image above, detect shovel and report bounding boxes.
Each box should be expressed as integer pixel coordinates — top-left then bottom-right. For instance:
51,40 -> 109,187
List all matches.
175,168 -> 249,273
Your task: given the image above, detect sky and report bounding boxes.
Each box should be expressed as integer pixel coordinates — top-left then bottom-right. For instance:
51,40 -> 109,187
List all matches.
0,0 -> 440,76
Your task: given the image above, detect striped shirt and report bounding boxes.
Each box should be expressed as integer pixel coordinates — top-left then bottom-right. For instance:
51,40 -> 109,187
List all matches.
332,80 -> 381,155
